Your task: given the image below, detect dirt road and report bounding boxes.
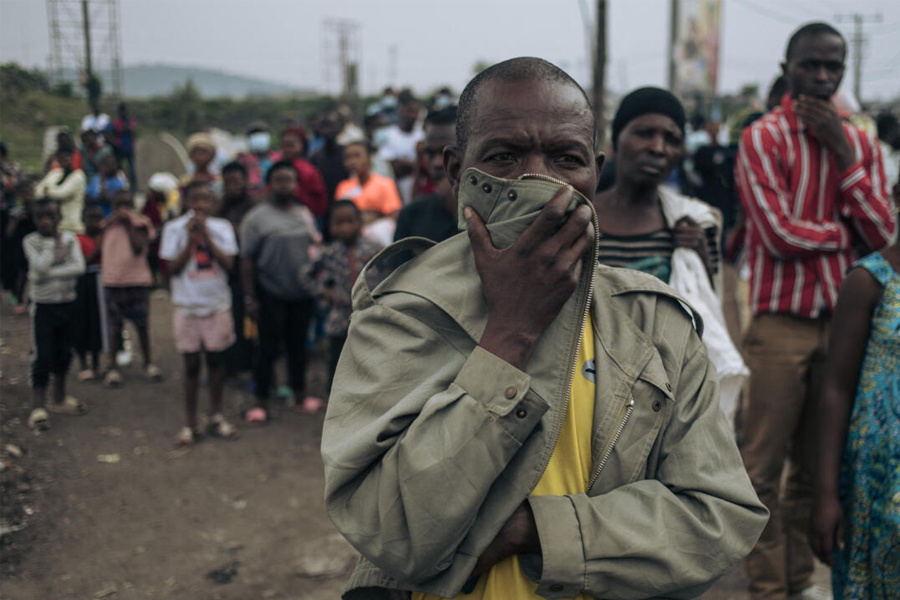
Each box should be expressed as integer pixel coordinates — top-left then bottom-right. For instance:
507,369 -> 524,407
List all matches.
0,291 -> 828,599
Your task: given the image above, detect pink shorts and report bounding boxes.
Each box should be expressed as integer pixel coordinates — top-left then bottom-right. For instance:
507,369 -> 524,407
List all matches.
172,308 -> 236,354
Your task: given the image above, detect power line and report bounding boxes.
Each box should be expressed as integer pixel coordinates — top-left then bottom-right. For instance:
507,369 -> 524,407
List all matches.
732,0 -> 803,26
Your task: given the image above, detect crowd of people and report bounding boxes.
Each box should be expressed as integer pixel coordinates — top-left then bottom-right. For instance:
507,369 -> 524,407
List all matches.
1,18 -> 899,600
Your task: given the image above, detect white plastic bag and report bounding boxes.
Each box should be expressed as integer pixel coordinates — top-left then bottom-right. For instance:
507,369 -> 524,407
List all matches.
669,248 -> 748,422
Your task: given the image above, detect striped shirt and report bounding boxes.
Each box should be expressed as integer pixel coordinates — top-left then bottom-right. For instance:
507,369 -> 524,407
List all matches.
735,95 -> 896,318
597,226 -> 719,285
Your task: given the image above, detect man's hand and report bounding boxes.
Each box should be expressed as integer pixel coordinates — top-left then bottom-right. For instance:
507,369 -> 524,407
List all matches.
189,215 -> 207,247
794,96 -> 855,171
245,298 -> 260,322
53,236 -> 68,263
471,502 -> 540,579
466,186 -> 594,370
810,493 -> 844,567
115,208 -> 132,226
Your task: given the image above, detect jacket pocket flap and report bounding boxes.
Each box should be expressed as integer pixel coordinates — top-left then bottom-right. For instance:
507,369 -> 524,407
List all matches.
637,352 -> 675,402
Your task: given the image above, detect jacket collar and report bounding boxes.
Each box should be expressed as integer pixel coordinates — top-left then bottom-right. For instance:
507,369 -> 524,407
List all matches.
374,169 -> 674,397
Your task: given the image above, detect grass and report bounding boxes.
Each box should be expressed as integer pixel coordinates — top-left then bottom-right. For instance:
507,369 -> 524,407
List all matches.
1,90 -> 86,175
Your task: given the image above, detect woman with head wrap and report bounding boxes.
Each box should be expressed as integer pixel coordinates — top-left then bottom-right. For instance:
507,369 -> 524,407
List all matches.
594,87 -> 719,284
180,132 -> 222,199
595,87 -> 748,420
270,125 -> 329,221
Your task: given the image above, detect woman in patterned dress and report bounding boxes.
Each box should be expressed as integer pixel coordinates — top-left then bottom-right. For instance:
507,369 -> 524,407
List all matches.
812,235 -> 900,599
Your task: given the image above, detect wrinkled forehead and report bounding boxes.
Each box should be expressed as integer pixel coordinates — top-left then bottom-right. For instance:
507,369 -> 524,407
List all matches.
470,79 -> 593,143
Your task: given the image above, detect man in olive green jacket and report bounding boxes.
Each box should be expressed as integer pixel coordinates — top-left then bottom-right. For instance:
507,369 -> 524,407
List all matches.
322,58 -> 767,600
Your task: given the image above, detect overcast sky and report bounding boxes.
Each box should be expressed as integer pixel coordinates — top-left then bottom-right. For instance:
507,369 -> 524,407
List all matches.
1,0 -> 899,100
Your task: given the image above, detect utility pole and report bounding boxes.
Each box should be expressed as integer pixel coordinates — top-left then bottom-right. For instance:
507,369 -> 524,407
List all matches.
81,0 -> 92,77
667,0 -> 679,93
47,0 -> 122,97
592,0 -> 607,142
388,44 -> 398,88
323,19 -> 360,100
835,12 -> 883,101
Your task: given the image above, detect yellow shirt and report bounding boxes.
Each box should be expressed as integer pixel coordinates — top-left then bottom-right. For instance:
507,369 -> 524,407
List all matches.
415,318 -> 596,600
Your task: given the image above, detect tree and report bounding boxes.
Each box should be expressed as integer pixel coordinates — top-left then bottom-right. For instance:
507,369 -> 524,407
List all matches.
167,78 -> 204,133
0,63 -> 51,99
472,60 -> 491,75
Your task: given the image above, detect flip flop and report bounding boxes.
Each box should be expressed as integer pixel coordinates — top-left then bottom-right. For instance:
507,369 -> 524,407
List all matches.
174,427 -> 199,447
28,408 -> 50,431
208,414 -> 239,439
298,396 -> 326,414
244,407 -> 267,425
46,396 -> 87,415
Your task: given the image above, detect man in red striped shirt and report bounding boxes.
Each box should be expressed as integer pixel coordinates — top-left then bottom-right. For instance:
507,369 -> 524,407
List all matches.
735,22 -> 896,600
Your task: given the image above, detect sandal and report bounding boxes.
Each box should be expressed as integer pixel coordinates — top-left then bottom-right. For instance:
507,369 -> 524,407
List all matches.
208,414 -> 238,439
46,396 -> 87,415
298,396 -> 326,414
28,408 -> 50,431
244,407 -> 267,425
174,427 -> 199,447
104,369 -> 123,387
145,364 -> 163,382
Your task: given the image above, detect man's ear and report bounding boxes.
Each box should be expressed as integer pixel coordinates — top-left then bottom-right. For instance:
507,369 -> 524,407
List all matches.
444,145 -> 463,200
594,152 -> 605,180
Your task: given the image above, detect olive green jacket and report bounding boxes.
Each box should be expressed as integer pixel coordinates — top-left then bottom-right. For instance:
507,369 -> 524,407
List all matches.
321,169 -> 767,600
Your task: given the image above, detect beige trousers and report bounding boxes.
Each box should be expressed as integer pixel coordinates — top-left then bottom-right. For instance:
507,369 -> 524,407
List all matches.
739,313 -> 830,600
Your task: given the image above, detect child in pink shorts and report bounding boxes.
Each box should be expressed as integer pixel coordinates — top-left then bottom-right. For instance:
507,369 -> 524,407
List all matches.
159,181 -> 239,446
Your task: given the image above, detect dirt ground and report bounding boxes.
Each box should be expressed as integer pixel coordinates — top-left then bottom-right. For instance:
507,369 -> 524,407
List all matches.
0,290 -> 829,600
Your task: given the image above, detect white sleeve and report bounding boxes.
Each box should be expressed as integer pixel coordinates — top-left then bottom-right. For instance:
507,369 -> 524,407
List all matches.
158,221 -> 184,261
212,219 -> 238,256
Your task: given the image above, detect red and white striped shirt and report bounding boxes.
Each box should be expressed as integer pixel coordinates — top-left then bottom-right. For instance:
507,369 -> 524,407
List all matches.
735,95 -> 896,318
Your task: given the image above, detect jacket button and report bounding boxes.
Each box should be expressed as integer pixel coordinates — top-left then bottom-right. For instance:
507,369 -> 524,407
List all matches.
469,175 -> 478,185
516,408 -> 527,418
652,400 -> 662,412
504,385 -> 517,399
665,382 -> 672,392
549,584 -> 564,592
507,189 -> 517,201
482,183 -> 492,193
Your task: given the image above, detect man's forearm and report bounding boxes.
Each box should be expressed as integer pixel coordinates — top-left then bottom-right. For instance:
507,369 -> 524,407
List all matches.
128,226 -> 148,255
241,258 -> 256,301
323,319 -> 544,583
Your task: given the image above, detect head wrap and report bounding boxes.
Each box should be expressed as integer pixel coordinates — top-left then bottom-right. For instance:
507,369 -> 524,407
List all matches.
280,125 -> 309,152
186,132 -> 217,155
611,87 -> 686,149
147,172 -> 179,195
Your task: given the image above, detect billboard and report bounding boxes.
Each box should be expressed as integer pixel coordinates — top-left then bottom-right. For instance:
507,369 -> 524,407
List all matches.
674,0 -> 722,96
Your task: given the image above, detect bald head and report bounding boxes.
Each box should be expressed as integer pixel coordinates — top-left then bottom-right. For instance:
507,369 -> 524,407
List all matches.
457,57 -> 595,153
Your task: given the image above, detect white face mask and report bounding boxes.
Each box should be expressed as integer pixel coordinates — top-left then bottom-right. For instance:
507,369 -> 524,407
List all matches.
248,132 -> 271,153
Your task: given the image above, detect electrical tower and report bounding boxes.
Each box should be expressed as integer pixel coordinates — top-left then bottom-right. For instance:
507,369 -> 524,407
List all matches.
46,0 -> 123,98
835,12 -> 883,101
322,19 -> 361,100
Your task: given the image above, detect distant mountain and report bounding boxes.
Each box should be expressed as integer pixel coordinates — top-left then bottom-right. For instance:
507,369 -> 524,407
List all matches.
65,64 -> 317,99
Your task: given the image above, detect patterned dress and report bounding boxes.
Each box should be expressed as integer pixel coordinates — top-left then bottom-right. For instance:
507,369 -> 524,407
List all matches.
834,252 -> 900,599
